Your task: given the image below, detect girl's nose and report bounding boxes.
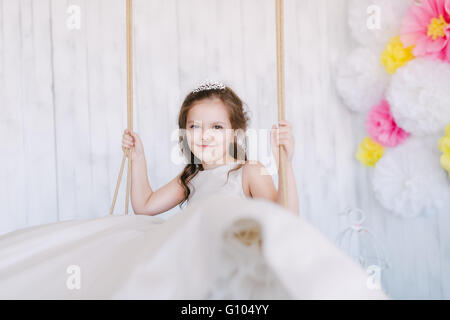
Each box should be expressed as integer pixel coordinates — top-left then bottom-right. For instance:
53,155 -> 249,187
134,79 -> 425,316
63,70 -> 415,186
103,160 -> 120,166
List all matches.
202,128 -> 213,141
201,136 -> 212,144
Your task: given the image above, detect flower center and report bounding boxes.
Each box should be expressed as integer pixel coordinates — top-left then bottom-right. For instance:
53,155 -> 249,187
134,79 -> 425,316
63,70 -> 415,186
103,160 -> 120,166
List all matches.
427,15 -> 448,40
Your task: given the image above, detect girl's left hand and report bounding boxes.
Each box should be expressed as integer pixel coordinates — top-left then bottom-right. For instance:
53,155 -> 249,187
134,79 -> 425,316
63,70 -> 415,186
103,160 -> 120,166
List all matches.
271,120 -> 295,167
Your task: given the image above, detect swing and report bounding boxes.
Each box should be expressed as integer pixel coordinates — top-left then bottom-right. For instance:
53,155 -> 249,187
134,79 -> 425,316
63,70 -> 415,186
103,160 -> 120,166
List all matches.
109,0 -> 289,216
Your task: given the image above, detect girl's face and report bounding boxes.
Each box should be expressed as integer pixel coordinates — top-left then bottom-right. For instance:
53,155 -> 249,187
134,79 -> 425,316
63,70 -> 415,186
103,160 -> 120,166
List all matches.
186,98 -> 235,166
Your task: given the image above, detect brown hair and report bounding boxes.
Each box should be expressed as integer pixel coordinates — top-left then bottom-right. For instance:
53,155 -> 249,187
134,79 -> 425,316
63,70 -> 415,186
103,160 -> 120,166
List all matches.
177,86 -> 250,209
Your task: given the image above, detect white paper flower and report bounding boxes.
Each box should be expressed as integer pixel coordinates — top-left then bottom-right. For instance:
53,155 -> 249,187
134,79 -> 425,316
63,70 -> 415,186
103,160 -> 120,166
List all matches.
348,0 -> 411,52
336,47 -> 389,113
372,137 -> 450,218
386,58 -> 450,136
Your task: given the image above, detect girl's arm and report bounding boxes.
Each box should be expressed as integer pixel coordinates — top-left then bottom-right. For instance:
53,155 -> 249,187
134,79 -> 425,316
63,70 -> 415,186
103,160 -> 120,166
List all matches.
271,120 -> 299,214
245,161 -> 299,215
274,160 -> 299,214
130,154 -> 151,213
123,130 -> 185,215
132,157 -> 185,215
245,120 -> 300,215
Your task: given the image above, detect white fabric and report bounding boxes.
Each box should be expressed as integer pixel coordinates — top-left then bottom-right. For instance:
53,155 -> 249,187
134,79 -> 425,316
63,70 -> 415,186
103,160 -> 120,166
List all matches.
0,163 -> 387,299
187,163 -> 247,207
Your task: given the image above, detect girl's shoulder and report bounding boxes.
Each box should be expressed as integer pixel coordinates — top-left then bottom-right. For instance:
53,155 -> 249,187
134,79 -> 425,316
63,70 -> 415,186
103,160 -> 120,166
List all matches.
241,160 -> 276,199
242,160 -> 271,176
241,160 -> 271,190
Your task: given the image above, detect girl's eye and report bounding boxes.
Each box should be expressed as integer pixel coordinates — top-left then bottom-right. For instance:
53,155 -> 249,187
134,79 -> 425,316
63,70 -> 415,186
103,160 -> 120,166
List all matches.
189,124 -> 222,129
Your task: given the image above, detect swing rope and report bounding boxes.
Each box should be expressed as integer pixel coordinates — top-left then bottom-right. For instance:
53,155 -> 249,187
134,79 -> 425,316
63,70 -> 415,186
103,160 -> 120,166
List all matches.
276,0 -> 288,208
110,0 -> 133,215
110,0 -> 288,215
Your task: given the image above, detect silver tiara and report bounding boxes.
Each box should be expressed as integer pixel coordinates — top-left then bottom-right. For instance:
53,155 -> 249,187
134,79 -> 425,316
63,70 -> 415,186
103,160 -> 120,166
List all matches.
192,80 -> 226,93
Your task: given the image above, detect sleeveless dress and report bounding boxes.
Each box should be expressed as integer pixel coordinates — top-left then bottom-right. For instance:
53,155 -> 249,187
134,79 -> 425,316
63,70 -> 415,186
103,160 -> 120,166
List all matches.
185,163 -> 248,209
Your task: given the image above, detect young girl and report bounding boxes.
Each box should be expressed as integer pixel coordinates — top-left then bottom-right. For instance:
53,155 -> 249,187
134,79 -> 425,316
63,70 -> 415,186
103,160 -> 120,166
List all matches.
122,81 -> 299,215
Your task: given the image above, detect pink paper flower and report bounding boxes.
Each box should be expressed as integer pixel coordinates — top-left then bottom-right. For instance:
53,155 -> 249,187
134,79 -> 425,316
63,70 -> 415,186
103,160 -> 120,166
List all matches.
366,100 -> 411,148
401,0 -> 450,62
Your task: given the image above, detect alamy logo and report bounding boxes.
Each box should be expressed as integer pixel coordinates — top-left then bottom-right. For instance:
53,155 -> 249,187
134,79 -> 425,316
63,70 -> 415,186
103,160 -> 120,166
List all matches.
366,265 -> 382,290
66,5 -> 81,30
66,265 -> 81,290
366,5 -> 381,30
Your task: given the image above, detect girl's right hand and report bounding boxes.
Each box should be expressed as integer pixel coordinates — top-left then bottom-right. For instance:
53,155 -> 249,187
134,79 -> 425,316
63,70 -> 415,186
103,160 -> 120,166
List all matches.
122,130 -> 145,160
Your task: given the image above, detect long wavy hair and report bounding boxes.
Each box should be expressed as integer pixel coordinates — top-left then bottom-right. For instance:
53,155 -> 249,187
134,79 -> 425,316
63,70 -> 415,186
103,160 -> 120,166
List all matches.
177,85 -> 250,209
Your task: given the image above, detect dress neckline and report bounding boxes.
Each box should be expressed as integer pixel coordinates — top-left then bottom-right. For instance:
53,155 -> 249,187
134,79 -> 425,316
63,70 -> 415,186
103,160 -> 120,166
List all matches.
202,162 -> 242,171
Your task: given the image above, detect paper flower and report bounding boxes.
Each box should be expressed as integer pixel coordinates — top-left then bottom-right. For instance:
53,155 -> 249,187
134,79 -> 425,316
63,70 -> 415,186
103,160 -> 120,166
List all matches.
372,138 -> 450,218
439,123 -> 450,175
348,0 -> 412,52
366,100 -> 410,147
356,137 -> 384,167
381,36 -> 415,74
386,58 -> 450,136
439,136 -> 450,154
401,0 -> 450,62
442,155 -> 450,174
336,48 -> 389,113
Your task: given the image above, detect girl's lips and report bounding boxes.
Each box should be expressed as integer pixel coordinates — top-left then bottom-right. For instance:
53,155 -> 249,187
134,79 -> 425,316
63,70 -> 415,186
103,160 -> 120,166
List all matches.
198,144 -> 212,148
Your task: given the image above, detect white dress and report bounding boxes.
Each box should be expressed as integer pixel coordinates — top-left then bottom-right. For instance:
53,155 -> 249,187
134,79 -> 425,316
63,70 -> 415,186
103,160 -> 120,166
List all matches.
185,163 -> 248,208
0,163 -> 387,300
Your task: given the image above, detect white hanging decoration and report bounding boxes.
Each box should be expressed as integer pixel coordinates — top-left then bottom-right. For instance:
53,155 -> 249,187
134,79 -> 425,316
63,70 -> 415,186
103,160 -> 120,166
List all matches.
386,58 -> 450,136
372,138 -> 450,218
336,47 -> 389,113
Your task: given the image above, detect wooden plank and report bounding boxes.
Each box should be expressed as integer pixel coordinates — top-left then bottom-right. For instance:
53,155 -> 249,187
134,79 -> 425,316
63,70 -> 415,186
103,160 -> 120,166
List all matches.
50,0 -> 93,220
0,0 -> 27,234
87,0 -> 126,217
0,0 -> 58,234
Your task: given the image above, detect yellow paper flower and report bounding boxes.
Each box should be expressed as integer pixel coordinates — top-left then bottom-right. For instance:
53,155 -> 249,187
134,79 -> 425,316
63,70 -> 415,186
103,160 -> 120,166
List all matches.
356,137 -> 384,167
441,154 -> 450,172
438,136 -> 450,154
381,36 -> 415,75
439,124 -> 450,176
